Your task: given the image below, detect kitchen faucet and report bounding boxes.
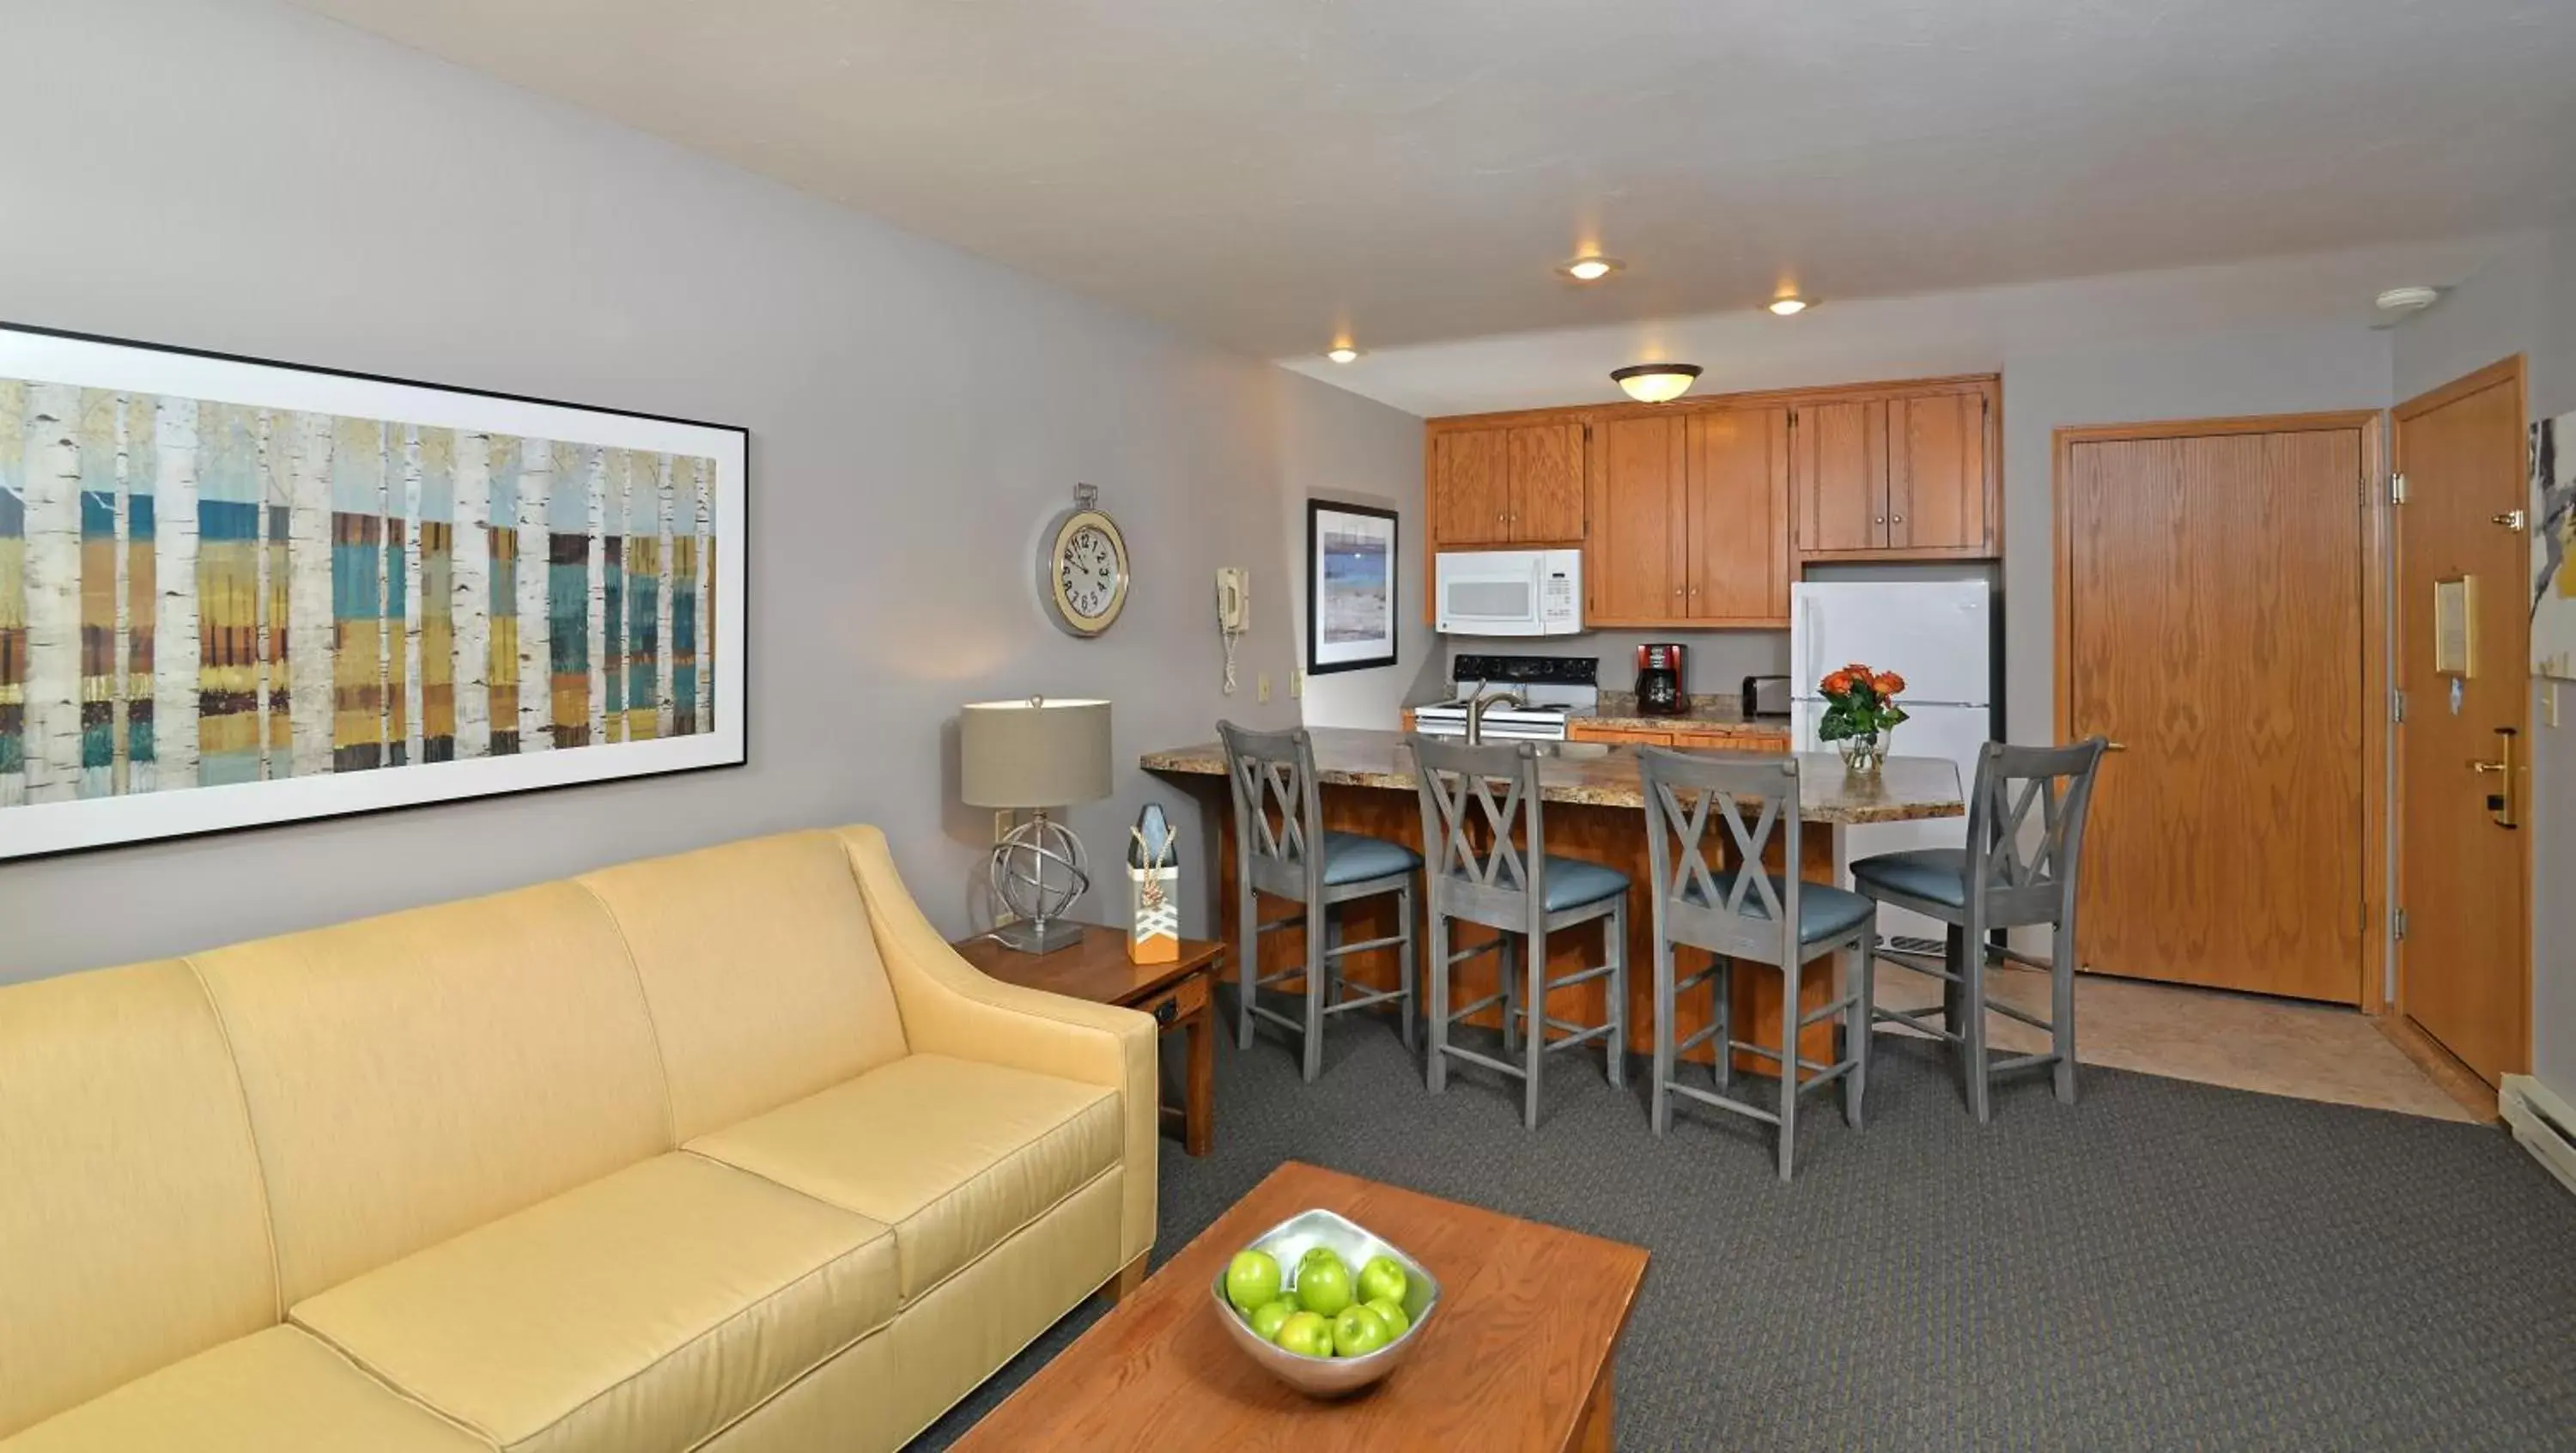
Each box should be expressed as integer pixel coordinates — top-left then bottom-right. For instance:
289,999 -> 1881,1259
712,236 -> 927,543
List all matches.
1465,688 -> 1528,745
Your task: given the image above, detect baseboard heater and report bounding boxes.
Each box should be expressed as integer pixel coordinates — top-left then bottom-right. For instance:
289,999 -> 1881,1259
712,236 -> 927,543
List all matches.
2500,1075 -> 2576,1200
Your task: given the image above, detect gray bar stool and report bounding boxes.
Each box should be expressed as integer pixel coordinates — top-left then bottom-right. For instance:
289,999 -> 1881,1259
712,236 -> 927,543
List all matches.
1218,721 -> 1421,1083
1407,736 -> 1629,1131
1852,739 -> 2108,1122
1637,748 -> 1875,1182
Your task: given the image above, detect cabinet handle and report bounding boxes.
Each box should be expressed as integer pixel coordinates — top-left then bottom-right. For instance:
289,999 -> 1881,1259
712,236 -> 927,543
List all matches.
1874,514 -> 1886,525
1891,514 -> 1905,524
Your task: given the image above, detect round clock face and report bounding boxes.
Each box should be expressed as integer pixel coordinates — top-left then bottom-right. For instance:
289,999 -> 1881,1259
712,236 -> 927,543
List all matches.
1042,508 -> 1129,636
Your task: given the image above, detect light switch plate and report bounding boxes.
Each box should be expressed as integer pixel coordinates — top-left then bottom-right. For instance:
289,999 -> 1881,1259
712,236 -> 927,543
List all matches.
1257,672 -> 1273,702
1291,668 -> 1304,699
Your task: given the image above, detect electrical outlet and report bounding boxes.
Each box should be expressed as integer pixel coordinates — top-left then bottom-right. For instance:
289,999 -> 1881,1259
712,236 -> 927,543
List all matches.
1257,672 -> 1272,703
1291,668 -> 1304,699
2550,682 -> 2562,729
993,809 -> 1015,844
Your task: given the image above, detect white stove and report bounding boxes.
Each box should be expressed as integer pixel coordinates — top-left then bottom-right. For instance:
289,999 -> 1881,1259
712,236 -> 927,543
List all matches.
1409,654 -> 1599,742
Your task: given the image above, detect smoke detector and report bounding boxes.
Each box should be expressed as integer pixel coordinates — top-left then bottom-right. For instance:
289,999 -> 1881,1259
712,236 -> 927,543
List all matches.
2376,286 -> 2440,315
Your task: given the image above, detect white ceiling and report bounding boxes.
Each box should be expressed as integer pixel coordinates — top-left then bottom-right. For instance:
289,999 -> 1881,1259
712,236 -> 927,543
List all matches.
294,0 -> 2576,367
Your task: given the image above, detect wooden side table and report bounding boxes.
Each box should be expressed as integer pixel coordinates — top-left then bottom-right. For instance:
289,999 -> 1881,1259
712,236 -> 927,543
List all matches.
951,925 -> 1224,1157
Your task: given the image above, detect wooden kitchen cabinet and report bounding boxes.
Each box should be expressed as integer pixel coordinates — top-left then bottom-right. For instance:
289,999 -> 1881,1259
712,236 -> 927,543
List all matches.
1795,383 -> 1996,559
1429,422 -> 1585,550
1586,407 -> 1789,628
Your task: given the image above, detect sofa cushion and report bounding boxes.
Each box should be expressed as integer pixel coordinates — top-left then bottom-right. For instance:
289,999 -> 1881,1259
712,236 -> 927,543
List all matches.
689,1053 -> 1121,1304
0,961 -> 278,1440
0,1326 -> 485,1453
292,1153 -> 896,1453
191,880 -> 672,1304
580,830 -> 911,1142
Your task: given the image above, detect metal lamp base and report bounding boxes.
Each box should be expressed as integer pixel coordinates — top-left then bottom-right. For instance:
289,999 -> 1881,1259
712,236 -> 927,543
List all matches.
987,915 -> 1089,955
986,811 -> 1092,955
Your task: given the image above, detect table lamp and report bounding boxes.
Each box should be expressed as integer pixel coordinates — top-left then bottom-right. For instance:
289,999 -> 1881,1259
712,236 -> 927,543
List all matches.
960,696 -> 1113,954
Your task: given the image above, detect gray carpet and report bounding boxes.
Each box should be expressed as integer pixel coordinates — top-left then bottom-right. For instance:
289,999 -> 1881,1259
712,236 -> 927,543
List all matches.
912,1015 -> 2576,1450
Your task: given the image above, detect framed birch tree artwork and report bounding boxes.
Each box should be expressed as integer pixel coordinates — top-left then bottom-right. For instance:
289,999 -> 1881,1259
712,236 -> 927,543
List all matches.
0,323 -> 747,860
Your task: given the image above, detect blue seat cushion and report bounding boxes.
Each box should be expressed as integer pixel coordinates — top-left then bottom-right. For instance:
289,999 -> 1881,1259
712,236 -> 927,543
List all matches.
1320,830 -> 1423,886
1850,848 -> 1971,910
1681,871 -> 1875,944
1443,854 -> 1629,912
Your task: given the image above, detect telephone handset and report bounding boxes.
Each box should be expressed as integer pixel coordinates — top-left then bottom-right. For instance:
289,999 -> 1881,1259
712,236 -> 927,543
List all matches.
1216,568 -> 1249,694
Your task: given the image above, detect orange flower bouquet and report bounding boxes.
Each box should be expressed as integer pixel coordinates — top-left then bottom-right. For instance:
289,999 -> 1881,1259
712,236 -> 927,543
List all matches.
1817,662 -> 1908,773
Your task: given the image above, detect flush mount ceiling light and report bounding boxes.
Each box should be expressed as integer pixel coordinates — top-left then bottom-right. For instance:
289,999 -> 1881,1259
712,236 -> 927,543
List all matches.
1558,255 -> 1625,283
1324,344 -> 1364,364
1612,362 -> 1702,404
2376,285 -> 2440,314
1768,296 -> 1810,316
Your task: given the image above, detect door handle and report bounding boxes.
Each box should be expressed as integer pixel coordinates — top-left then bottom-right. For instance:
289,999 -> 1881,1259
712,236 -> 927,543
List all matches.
2478,727 -> 2518,828
2494,510 -> 2527,532
2104,740 -> 2128,752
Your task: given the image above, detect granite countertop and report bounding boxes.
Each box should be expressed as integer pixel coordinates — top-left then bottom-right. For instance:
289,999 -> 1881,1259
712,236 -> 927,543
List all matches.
1141,727 -> 1961,825
1577,694 -> 1793,736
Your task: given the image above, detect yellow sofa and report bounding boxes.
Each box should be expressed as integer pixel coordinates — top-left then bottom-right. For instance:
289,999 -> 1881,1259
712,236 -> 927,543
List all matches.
0,825 -> 1157,1452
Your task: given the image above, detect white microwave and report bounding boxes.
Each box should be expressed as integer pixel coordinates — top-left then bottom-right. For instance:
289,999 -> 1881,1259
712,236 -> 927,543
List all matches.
1435,549 -> 1583,636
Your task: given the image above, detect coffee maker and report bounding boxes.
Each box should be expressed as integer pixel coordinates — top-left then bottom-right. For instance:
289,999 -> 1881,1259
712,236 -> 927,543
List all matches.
1633,643 -> 1686,715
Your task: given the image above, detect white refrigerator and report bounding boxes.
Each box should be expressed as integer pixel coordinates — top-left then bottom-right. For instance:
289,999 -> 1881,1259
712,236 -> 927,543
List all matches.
1790,580 -> 1996,950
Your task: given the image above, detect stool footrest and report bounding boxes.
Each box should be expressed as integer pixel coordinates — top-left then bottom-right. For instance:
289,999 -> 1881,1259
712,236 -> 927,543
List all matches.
1246,1003 -> 1308,1035
1528,1018 -> 1615,1050
1321,987 -> 1406,1017
1446,940 -> 1502,967
1985,997 -> 2056,1032
1662,1079 -> 1781,1127
1676,1023 -> 1722,1055
1326,933 -> 1408,958
1436,1043 -> 1528,1080
1257,914 -> 1309,936
1988,1050 -> 2062,1075
1873,946 -> 1960,983
1540,963 -> 1617,993
1872,1004 -> 1961,1042
1441,992 -> 1506,1022
1796,994 -> 1859,1029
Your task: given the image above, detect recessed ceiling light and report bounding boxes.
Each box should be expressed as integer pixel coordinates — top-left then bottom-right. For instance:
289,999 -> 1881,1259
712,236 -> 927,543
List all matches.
1558,255 -> 1625,283
1611,363 -> 1702,404
1324,344 -> 1364,364
1768,296 -> 1809,316
2376,286 -> 2439,314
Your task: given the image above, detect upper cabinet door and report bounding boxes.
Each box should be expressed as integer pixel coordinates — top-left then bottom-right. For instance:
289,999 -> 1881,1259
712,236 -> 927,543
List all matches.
1431,428 -> 1508,546
1795,399 -> 1887,552
1507,422 -> 1587,542
1589,415 -> 1688,622
1688,407 -> 1791,623
1886,389 -> 1993,552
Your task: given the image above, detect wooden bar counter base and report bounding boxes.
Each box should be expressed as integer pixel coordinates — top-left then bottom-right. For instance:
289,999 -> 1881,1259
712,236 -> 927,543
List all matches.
949,1162 -> 1649,1452
952,925 -> 1220,1157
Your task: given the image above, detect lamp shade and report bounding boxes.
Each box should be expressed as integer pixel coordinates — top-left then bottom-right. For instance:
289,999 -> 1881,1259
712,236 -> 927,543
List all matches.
959,697 -> 1113,809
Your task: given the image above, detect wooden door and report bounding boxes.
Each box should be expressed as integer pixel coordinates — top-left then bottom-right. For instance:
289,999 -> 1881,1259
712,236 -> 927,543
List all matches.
1431,428 -> 1507,546
2395,360 -> 2530,1085
1795,399 -> 1886,552
2059,417 -> 2375,1002
1508,423 -> 1586,542
1589,416 -> 1687,623
1687,406 -> 1791,623
1889,391 -> 1991,552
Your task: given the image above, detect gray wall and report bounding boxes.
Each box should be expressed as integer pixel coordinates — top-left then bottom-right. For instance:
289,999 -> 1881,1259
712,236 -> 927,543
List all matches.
1279,380 -> 1442,726
2392,222 -> 2576,1106
0,0 -> 1419,979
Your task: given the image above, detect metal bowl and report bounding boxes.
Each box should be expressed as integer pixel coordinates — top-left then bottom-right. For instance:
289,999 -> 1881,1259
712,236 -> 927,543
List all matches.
1209,1207 -> 1442,1398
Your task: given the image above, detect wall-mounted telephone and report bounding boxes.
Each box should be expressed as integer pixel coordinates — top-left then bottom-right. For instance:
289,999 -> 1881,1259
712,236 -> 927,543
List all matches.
1216,568 -> 1249,694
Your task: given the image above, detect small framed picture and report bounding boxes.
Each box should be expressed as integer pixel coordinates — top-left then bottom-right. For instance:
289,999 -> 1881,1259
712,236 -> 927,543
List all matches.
2433,575 -> 2476,678
1306,500 -> 1399,675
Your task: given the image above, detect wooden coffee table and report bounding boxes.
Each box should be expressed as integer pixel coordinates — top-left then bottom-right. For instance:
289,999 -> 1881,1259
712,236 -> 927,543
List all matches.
952,925 -> 1222,1156
950,1162 -> 1649,1451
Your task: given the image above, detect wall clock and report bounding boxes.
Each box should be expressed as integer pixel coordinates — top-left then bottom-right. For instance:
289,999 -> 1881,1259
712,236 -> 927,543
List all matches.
1038,482 -> 1131,637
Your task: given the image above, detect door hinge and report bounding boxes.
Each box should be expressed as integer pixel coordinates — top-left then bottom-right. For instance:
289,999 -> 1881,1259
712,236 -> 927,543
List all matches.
2391,908 -> 2408,941
2391,689 -> 2406,723
2389,471 -> 2407,504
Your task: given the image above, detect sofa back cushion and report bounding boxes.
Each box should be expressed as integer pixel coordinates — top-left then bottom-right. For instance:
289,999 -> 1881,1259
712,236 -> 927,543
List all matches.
580,830 -> 908,1142
0,961 -> 280,1439
191,881 -> 672,1304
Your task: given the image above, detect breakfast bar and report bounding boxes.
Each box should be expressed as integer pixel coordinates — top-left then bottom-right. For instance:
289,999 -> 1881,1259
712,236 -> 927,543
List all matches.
1143,727 -> 1965,1074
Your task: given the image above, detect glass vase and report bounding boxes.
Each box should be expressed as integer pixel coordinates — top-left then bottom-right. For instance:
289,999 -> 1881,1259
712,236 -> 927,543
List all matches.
1837,730 -> 1887,775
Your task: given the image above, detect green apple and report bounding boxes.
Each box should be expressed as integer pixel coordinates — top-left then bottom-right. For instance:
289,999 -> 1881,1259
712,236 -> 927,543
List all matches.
1224,1249 -> 1283,1314
1293,1255 -> 1354,1317
1249,1298 -> 1297,1343
1357,1255 -> 1408,1307
1332,1304 -> 1392,1358
1274,1310 -> 1335,1358
1299,1246 -> 1346,1274
1363,1295 -> 1410,1339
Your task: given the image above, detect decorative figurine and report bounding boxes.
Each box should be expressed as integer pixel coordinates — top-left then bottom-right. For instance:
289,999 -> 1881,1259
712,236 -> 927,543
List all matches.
1127,803 -> 1180,964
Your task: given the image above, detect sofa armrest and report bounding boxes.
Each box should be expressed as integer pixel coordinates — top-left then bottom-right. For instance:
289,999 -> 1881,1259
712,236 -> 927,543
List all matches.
835,826 -> 1157,1268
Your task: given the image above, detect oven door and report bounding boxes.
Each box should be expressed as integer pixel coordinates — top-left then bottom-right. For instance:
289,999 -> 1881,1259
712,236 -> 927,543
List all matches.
1436,551 -> 1547,635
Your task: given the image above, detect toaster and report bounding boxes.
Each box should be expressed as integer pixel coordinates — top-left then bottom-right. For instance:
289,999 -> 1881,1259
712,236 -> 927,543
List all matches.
1741,675 -> 1793,719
